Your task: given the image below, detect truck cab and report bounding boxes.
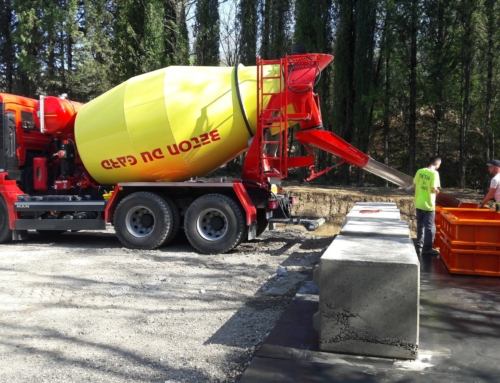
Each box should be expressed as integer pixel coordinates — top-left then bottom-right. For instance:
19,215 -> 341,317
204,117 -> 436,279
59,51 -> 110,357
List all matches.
0,94 -> 53,188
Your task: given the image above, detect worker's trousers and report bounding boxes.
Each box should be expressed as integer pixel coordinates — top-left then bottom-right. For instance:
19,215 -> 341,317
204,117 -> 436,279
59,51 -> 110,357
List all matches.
415,208 -> 436,253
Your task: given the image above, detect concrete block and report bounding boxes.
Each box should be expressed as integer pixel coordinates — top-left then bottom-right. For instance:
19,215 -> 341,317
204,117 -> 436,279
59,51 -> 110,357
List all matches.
340,219 -> 411,238
351,202 -> 398,210
345,209 -> 401,221
315,235 -> 419,359
342,209 -> 401,228
353,202 -> 397,207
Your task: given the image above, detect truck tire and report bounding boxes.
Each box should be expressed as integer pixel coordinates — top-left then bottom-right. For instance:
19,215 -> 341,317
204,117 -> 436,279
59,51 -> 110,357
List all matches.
184,194 -> 245,254
114,192 -> 173,250
236,226 -> 249,246
160,195 -> 180,246
0,196 -> 12,244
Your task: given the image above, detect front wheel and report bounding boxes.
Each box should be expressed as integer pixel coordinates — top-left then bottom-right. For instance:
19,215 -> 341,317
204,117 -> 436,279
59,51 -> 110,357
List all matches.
184,194 -> 245,254
114,192 -> 173,250
0,196 -> 12,243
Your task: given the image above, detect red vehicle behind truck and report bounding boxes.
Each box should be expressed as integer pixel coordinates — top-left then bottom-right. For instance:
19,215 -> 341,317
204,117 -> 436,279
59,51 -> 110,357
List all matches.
0,49 -> 413,254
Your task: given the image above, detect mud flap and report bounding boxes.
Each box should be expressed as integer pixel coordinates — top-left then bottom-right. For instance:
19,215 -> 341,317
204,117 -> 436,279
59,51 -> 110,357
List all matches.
12,230 -> 28,241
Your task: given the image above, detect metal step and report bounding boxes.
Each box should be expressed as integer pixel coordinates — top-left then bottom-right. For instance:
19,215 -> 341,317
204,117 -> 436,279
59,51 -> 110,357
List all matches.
268,216 -> 326,231
14,219 -> 106,231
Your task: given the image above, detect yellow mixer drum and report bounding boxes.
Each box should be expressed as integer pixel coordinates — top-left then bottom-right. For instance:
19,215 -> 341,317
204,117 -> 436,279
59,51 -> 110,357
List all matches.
75,64 -> 281,184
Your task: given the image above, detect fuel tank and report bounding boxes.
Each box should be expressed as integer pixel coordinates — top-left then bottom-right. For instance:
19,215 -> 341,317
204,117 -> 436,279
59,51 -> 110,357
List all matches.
75,65 -> 280,184
33,96 -> 83,136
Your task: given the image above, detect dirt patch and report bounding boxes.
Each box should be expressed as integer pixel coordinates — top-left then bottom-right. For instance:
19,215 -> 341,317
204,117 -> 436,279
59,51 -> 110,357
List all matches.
284,185 -> 483,237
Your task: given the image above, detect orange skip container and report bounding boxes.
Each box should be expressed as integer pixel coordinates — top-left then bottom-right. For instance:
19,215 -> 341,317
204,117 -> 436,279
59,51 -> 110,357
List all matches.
437,208 -> 500,276
433,203 -> 482,250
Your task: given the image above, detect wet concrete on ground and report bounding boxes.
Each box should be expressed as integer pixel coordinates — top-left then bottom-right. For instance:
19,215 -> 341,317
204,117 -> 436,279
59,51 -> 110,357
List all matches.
239,252 -> 500,382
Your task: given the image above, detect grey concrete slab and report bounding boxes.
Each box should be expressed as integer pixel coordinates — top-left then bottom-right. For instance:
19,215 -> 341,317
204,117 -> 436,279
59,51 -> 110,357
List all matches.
350,202 -> 399,211
339,219 -> 411,238
239,356 -> 485,383
353,202 -> 397,207
349,207 -> 400,213
315,235 -> 419,359
344,209 -> 401,222
321,235 -> 417,265
239,251 -> 500,383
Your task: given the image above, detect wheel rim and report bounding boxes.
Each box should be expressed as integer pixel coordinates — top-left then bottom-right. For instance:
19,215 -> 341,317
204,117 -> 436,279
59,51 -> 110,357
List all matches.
196,208 -> 228,241
125,206 -> 155,237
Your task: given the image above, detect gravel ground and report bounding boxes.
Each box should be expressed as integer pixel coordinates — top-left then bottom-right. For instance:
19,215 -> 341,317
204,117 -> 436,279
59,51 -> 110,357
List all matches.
0,227 -> 332,383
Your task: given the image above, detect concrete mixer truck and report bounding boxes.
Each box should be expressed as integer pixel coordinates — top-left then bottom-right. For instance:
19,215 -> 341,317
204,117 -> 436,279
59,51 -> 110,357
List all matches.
0,50 -> 413,254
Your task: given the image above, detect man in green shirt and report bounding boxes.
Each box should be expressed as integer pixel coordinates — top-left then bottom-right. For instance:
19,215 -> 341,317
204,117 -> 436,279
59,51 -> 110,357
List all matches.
413,156 -> 441,256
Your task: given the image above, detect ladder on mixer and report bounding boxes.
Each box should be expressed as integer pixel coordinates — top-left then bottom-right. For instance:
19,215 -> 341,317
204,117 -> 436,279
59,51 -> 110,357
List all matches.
256,57 -> 289,181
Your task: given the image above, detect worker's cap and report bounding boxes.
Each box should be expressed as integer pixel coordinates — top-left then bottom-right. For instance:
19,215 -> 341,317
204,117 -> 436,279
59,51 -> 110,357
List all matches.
486,159 -> 500,167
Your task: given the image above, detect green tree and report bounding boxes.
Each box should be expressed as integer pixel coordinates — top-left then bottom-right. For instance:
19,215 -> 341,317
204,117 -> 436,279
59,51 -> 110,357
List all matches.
381,0 -> 396,185
237,0 -> 258,66
457,0 -> 478,187
194,0 -> 220,66
143,0 -> 167,71
294,0 -> 334,177
391,0 -> 420,176
259,0 -> 293,59
113,0 -> 189,82
480,0 -> 500,160
331,0 -> 379,184
10,0 -> 45,97
352,0 -> 377,185
0,0 -> 15,93
70,0 -> 115,100
294,0 -> 334,121
420,0 -> 461,157
164,0 -> 190,66
332,0 -> 356,184
113,0 -> 146,81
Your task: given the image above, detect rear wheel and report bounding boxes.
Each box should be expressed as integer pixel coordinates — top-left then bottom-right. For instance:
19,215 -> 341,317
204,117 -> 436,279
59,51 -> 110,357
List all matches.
0,196 -> 12,243
160,195 -> 180,246
114,192 -> 173,250
184,194 -> 245,254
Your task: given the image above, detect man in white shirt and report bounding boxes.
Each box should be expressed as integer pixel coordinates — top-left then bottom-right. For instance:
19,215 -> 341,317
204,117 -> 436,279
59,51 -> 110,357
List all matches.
478,160 -> 500,211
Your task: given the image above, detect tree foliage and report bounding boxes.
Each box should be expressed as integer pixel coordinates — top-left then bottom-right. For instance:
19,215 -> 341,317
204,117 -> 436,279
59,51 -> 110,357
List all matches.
259,0 -> 293,59
194,0 -> 219,65
1,0 -> 500,187
237,0 -> 258,66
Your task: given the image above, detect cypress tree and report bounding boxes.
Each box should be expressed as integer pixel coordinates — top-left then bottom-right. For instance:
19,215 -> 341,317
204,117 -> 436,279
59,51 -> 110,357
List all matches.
237,0 -> 258,66
0,0 -> 15,93
294,0 -> 334,177
259,0 -> 293,59
164,0 -> 190,66
10,0 -> 45,97
332,0 -> 356,184
70,0 -> 115,100
194,0 -> 220,66
294,0 -> 333,107
112,0 -> 146,81
143,0 -> 167,72
113,0 -> 189,82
